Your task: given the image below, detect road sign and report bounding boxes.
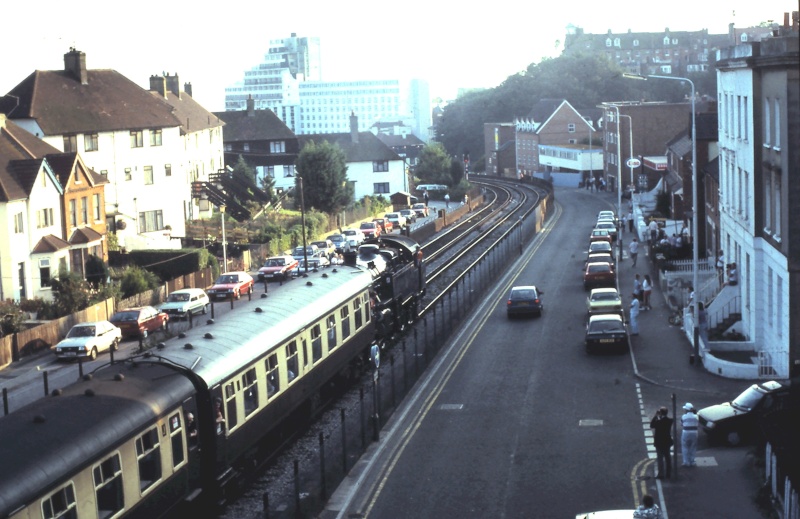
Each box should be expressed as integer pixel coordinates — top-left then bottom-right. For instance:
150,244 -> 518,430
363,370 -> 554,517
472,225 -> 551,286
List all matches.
626,158 -> 642,168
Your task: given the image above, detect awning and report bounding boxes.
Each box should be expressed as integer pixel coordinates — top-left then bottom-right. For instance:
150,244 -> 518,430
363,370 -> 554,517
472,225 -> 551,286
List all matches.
643,156 -> 668,171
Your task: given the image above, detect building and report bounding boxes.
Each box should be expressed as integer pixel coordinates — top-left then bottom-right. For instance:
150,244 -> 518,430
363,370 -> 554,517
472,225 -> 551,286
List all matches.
298,80 -> 401,135
0,49 -> 224,251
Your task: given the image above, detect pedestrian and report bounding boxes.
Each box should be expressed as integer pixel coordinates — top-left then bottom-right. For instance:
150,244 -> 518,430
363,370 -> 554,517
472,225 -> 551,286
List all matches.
629,238 -> 639,267
681,402 -> 699,467
633,494 -> 662,518
629,294 -> 640,335
687,285 -> 695,309
627,209 -> 634,233
642,274 -> 652,310
648,219 -> 658,245
600,178 -> 606,191
716,250 -> 725,285
633,274 -> 643,301
650,406 -> 674,479
463,194 -> 469,206
444,193 -> 450,208
698,302 -> 708,343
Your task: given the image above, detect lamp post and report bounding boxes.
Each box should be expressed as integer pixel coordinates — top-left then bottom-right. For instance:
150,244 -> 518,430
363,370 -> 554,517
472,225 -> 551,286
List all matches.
220,205 -> 227,273
604,104 -> 624,261
619,114 -> 635,191
298,176 -> 308,274
625,73 -> 698,357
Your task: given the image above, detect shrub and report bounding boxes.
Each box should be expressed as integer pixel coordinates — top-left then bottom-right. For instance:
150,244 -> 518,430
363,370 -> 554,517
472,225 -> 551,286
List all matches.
119,266 -> 161,299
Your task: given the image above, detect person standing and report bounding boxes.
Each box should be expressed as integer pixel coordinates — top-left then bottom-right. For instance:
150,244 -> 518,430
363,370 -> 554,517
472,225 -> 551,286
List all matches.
642,275 -> 653,310
716,250 -> 725,285
633,494 -> 662,518
444,193 -> 450,208
648,219 -> 658,245
698,302 -> 708,343
681,403 -> 699,467
629,294 -> 640,336
627,209 -> 634,233
650,407 -> 674,479
633,274 -> 643,301
629,238 -> 639,267
423,190 -> 429,207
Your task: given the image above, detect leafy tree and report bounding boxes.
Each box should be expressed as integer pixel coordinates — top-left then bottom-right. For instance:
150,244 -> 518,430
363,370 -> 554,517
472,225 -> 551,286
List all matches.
233,154 -> 257,185
295,140 -> 351,214
415,142 -> 452,186
119,266 -> 161,299
449,157 -> 465,186
85,254 -> 108,288
51,271 -> 93,316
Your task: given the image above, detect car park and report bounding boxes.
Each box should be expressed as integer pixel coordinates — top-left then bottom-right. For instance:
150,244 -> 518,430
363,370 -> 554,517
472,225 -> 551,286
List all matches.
595,220 -> 618,241
399,208 -> 417,224
588,240 -> 613,255
160,288 -> 209,320
585,314 -> 628,354
587,288 -> 623,317
506,285 -> 544,318
583,262 -> 616,290
342,228 -> 366,246
372,217 -> 393,234
412,203 -> 429,218
590,229 -> 612,243
52,321 -> 122,361
697,380 -> 792,446
385,212 -> 407,230
311,239 -> 336,258
360,221 -> 381,239
109,306 -> 169,339
327,233 -> 348,253
258,255 -> 299,281
206,271 -> 255,300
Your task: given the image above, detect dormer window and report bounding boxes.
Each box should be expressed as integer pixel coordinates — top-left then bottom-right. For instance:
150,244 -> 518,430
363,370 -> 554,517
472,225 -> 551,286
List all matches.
614,38 -> 621,48
663,36 -> 670,45
740,33 -> 748,42
633,39 -> 639,46
606,38 -> 613,47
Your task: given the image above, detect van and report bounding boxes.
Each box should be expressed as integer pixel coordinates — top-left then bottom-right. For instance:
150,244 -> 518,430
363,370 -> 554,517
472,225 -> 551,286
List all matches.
416,184 -> 448,192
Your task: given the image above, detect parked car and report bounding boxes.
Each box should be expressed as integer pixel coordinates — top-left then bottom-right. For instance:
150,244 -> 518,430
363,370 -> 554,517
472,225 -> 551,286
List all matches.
295,255 -> 331,273
160,288 -> 209,320
311,239 -> 336,258
360,221 -> 381,239
587,288 -> 623,317
327,233 -> 348,253
342,228 -> 366,246
588,241 -> 613,255
399,208 -> 417,224
206,271 -> 255,300
412,203 -> 429,218
697,380 -> 792,445
590,229 -> 613,243
583,262 -> 616,290
52,321 -> 122,361
584,252 -> 615,269
585,314 -> 628,354
372,217 -> 393,234
597,210 -> 617,222
258,255 -> 299,281
109,306 -> 169,339
385,212 -> 407,230
506,285 -> 544,318
292,244 -> 320,262
594,220 -> 618,241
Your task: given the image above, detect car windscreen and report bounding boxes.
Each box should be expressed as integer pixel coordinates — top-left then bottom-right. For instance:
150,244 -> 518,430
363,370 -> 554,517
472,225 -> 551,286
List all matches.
168,294 -> 190,302
510,289 -> 536,300
592,292 -> 619,302
216,275 -> 239,284
589,320 -> 625,333
111,312 -> 139,322
68,326 -> 96,337
731,386 -> 766,411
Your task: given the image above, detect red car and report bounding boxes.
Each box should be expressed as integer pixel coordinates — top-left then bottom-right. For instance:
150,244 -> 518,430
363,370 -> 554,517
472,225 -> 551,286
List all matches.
360,221 -> 381,239
372,218 -> 393,234
207,271 -> 255,300
583,262 -> 616,290
109,306 -> 169,339
258,255 -> 299,282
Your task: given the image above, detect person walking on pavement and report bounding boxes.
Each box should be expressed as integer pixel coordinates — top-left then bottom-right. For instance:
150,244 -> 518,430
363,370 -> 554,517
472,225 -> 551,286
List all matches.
633,494 -> 662,518
716,250 -> 725,285
648,219 -> 659,246
681,402 -> 699,467
633,274 -> 643,302
628,209 -> 634,233
650,406 -> 674,479
642,275 -> 653,310
629,294 -> 640,336
698,302 -> 708,343
629,238 -> 639,267
444,193 -> 450,208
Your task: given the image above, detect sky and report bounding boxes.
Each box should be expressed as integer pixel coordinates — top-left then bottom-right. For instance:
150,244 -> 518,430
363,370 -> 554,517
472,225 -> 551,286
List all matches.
2,1 -> 795,112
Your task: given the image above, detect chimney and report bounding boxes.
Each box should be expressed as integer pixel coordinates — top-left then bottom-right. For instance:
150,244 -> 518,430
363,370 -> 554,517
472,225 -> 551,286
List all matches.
247,95 -> 255,116
350,111 -> 359,143
184,82 -> 193,97
64,48 -> 88,85
149,75 -> 167,98
165,73 -> 181,99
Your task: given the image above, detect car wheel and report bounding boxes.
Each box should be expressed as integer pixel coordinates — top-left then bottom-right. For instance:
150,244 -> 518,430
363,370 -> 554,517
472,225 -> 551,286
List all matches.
111,338 -> 120,351
89,347 -> 98,361
725,430 -> 742,446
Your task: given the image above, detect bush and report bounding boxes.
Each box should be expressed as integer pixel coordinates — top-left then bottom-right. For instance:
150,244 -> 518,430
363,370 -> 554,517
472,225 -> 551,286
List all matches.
119,266 -> 161,299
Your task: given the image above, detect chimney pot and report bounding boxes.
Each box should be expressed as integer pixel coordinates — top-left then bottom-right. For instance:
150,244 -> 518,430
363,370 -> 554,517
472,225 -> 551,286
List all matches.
64,48 -> 88,85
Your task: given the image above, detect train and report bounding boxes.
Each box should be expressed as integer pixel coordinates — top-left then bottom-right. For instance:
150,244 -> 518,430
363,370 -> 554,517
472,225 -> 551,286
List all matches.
0,234 -> 425,519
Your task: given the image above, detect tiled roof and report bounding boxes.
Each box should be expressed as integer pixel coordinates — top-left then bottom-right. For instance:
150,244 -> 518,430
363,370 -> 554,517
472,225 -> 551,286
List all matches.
703,156 -> 719,181
69,226 -> 103,245
375,133 -> 425,147
213,109 -> 294,142
1,70 -> 182,135
298,132 -> 399,162
0,116 -> 60,202
32,234 -> 70,253
667,130 -> 691,158
157,91 -> 224,134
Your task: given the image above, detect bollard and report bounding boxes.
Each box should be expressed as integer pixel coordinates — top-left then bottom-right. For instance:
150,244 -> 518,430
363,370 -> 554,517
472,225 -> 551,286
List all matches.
78,358 -> 84,379
262,492 -> 269,519
188,310 -> 193,328
230,294 -> 234,310
264,279 -> 268,294
43,371 -> 49,397
319,432 -> 327,500
340,408 -> 347,474
211,301 -> 215,319
3,388 -> 8,416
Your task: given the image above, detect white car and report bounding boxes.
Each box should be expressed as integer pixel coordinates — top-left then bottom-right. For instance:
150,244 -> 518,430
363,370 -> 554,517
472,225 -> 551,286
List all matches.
52,321 -> 122,361
385,212 -> 407,230
342,228 -> 366,246
160,288 -> 209,320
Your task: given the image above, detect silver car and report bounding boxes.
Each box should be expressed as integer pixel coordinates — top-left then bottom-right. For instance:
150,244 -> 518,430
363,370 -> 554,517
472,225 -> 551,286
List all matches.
52,321 -> 122,361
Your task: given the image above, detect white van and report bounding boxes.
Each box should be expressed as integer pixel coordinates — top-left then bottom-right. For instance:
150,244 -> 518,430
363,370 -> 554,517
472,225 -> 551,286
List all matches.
416,184 -> 448,192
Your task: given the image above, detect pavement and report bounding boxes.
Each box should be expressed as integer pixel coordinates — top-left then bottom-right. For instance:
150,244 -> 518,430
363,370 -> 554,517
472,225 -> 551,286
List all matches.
615,191 -> 771,519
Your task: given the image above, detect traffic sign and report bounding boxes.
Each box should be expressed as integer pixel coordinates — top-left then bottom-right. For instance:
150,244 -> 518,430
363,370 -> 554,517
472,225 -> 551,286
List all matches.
626,158 -> 642,168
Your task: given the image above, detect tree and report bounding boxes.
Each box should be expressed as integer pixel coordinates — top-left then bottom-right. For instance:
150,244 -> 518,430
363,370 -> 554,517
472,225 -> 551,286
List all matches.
233,154 -> 257,185
85,254 -> 108,288
295,140 -> 351,214
119,266 -> 161,299
449,157 -> 465,185
51,271 -> 93,316
415,142 -> 452,186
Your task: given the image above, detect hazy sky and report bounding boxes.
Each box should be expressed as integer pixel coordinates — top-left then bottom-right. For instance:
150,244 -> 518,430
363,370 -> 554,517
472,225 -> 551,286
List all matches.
2,1 -> 794,112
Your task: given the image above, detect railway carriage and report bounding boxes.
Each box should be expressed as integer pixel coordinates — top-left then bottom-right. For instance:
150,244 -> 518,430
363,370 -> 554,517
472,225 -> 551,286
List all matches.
0,236 -> 424,519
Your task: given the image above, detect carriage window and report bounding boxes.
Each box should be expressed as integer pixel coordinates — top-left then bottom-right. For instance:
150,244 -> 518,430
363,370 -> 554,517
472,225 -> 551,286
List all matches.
136,427 -> 162,493
354,298 -> 363,329
93,453 -> 124,518
364,294 -> 370,323
266,354 -> 280,397
340,305 -> 351,340
243,368 -> 259,416
301,337 -> 309,367
169,412 -> 185,468
224,382 -> 239,430
311,324 -> 323,362
327,314 -> 337,349
286,341 -> 298,382
42,482 -> 77,519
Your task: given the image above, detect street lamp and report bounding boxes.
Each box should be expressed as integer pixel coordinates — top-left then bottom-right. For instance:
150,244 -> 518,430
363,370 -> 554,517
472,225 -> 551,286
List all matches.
603,103 -> 624,261
619,114 -> 635,191
298,176 -> 308,274
220,204 -> 227,273
625,73 -> 698,357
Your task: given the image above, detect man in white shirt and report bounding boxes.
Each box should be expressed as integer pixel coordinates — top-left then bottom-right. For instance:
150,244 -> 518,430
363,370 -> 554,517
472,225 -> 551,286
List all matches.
629,238 -> 639,267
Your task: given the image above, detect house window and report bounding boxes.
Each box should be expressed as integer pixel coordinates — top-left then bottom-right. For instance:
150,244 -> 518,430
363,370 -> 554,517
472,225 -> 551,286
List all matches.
63,135 -> 77,152
270,141 -> 286,153
764,96 -> 771,145
125,168 -> 132,181
130,130 -> 144,148
567,123 -> 576,133
93,453 -> 124,518
150,129 -> 162,146
165,164 -> 172,177
70,199 -> 77,226
144,166 -> 154,185
265,166 -> 275,178
100,169 -> 108,176
633,39 -> 639,46
243,143 -> 250,152
94,193 -> 101,221
139,210 -> 164,232
373,161 -> 389,172
81,197 -> 88,224
14,212 -> 24,233
40,258 -> 52,288
41,482 -> 77,519
37,208 -> 55,228
283,165 -> 294,177
774,98 -> 781,148
84,133 -> 99,152
374,182 -> 390,194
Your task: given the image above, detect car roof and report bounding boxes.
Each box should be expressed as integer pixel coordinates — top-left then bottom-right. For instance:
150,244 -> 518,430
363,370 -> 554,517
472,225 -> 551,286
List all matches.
169,288 -> 205,295
588,314 -> 623,323
510,285 -> 538,291
72,321 -> 109,327
590,288 -> 619,295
